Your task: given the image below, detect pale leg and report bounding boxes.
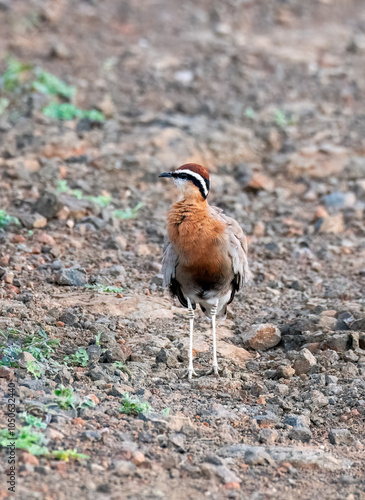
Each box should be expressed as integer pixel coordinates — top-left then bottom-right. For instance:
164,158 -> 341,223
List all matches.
206,300 -> 220,376
183,298 -> 198,380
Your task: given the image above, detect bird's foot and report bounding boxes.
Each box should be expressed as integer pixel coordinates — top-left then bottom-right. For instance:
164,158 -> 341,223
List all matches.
182,366 -> 199,380
205,364 -> 220,377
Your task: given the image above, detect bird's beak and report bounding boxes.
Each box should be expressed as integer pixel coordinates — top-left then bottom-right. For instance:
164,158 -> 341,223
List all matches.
159,172 -> 173,178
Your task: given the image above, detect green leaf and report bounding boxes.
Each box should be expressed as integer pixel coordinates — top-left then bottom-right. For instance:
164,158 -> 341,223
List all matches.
52,448 -> 89,462
113,203 -> 144,220
32,69 -> 75,99
43,102 -> 104,121
0,210 -> 19,228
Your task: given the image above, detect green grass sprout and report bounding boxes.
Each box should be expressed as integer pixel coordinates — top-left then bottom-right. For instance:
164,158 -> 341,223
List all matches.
85,284 -> 124,294
43,102 -> 104,121
113,202 -> 144,220
54,386 -> 76,409
64,348 -> 89,367
119,392 -> 151,416
52,448 -> 89,462
0,210 -> 19,228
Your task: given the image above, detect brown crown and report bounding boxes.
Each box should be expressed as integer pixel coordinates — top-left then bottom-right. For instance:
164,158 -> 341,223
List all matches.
176,163 -> 210,181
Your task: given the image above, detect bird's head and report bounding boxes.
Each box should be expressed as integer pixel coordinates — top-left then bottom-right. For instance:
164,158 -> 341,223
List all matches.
159,163 -> 210,200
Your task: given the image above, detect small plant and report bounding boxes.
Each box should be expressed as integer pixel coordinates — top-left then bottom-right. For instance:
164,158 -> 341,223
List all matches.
113,202 -> 143,220
274,109 -> 288,128
24,330 -> 60,361
54,386 -> 76,410
56,180 -> 69,193
113,361 -> 131,376
20,412 -> 47,429
64,348 -> 89,367
0,58 -> 32,92
43,102 -> 104,122
52,448 -> 89,462
26,360 -> 44,379
95,332 -> 101,346
78,397 -> 96,410
0,210 -> 19,228
85,284 -> 124,294
244,107 -> 256,119
32,69 -> 75,99
113,361 -> 124,370
0,344 -> 22,367
0,427 -> 49,456
119,392 -> 151,416
56,180 -> 111,208
161,408 -> 170,417
0,97 -> 9,115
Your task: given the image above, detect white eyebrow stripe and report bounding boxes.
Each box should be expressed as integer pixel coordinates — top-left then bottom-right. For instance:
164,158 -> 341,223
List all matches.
177,169 -> 208,196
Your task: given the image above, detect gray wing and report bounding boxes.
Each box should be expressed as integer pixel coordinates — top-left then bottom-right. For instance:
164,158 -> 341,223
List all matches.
211,206 -> 252,290
162,235 -> 189,308
162,235 -> 178,287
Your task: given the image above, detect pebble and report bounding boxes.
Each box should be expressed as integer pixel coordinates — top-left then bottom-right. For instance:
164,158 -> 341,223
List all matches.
0,366 -> 14,379
219,444 -> 352,471
328,429 -> 354,446
293,348 -> 317,375
310,390 -> 329,407
241,323 -> 281,351
258,429 -> 279,444
112,460 -> 136,477
277,365 -> 295,379
54,268 -> 87,286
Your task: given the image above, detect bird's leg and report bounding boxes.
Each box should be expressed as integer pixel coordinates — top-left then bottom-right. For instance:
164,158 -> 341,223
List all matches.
206,300 -> 220,376
182,298 -> 198,380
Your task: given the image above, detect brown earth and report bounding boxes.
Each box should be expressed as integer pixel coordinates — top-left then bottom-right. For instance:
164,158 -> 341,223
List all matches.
0,1 -> 364,499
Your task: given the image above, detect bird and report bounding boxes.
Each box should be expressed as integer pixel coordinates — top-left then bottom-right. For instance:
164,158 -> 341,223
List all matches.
159,163 -> 251,379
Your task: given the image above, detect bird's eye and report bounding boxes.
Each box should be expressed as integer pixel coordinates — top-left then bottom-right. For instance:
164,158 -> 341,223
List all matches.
179,173 -> 188,180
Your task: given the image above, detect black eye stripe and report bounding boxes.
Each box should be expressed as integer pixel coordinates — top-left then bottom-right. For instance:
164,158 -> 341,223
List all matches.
173,172 -> 210,199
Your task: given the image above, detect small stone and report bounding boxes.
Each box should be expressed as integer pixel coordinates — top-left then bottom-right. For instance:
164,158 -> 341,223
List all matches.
277,365 -> 295,379
325,374 -> 338,385
241,323 -> 281,351
246,172 -> 274,191
317,213 -> 344,234
343,350 -> 359,362
33,214 -> 48,228
50,41 -> 72,59
293,348 -> 317,375
0,366 -> 14,379
276,384 -> 289,396
86,344 -> 102,364
322,334 -> 351,352
215,465 -> 241,485
34,191 -> 61,219
113,460 -> 136,477
56,321 -> 65,328
258,429 -> 279,444
168,433 -> 185,452
54,268 -> 87,286
253,221 -> 265,237
244,448 -> 274,466
310,390 -> 329,407
288,427 -> 312,443
22,158 -> 40,173
132,451 -> 145,466
323,191 -> 356,210
136,244 -> 151,256
18,351 -> 37,368
315,206 -> 328,219
59,311 -> 77,325
4,271 -> 14,284
328,429 -> 354,446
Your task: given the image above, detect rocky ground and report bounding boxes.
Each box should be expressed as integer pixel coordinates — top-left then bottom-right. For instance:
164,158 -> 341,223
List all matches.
0,0 -> 365,499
